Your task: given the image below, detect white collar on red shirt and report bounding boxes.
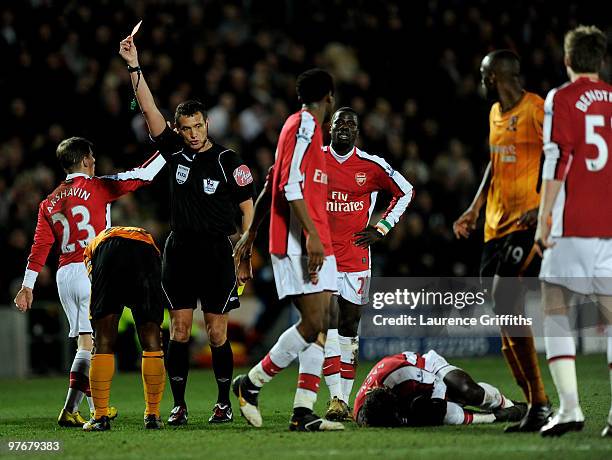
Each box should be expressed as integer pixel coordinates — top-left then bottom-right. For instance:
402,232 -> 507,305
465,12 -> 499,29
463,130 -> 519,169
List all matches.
329,145 -> 356,164
65,172 -> 90,180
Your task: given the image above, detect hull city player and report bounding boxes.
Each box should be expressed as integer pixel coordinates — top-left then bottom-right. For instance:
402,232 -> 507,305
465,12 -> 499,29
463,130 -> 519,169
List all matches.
13,137 -> 165,426
82,227 -> 165,431
453,50 -> 552,432
233,69 -> 345,431
535,26 -> 612,438
120,35 -> 254,425
321,107 -> 414,421
354,350 -> 525,427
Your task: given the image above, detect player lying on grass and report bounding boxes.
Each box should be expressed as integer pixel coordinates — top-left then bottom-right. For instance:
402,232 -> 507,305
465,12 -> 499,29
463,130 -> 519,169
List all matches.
354,350 -> 526,427
82,226 -> 166,431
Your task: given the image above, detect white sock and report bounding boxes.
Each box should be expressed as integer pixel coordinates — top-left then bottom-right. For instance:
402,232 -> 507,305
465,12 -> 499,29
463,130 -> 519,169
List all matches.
443,402 -> 495,424
544,314 -> 579,415
323,329 -> 342,400
64,349 -> 92,412
478,382 -> 512,410
293,343 -> 324,410
86,396 -> 94,412
339,334 -> 359,403
607,324 -> 612,425
248,325 -> 308,387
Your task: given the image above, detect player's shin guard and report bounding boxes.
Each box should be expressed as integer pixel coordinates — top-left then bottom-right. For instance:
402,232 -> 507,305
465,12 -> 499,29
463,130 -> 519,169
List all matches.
294,343 -> 324,411
166,340 -> 190,407
544,314 -> 580,415
445,402 -> 496,425
248,325 -> 309,387
478,382 -> 513,410
210,340 -> 233,404
142,351 -> 165,417
339,334 -> 359,403
323,329 -> 342,400
90,353 -> 115,420
64,349 -> 92,412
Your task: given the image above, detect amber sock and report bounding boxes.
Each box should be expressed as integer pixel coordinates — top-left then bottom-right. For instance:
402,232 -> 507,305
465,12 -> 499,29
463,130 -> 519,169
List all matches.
89,354 -> 115,419
142,351 -> 165,417
501,334 -> 530,402
509,335 -> 548,405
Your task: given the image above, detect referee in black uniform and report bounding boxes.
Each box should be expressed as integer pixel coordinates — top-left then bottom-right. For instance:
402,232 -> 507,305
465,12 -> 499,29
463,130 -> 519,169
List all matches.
119,35 -> 254,425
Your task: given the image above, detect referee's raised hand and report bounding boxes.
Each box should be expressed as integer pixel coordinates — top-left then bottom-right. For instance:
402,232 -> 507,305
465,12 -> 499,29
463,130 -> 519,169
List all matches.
119,35 -> 138,67
306,232 -> 324,283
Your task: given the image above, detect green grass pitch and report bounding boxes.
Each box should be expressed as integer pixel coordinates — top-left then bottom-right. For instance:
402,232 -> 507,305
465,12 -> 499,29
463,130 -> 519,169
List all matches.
1,355 -> 611,459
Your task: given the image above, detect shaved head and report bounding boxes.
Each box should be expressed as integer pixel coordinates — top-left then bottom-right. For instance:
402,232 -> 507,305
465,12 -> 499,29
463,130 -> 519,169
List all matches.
481,50 -> 521,79
480,49 -> 522,102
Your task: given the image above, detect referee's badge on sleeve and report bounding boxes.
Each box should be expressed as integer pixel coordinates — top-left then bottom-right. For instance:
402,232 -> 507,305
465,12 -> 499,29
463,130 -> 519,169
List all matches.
203,178 -> 220,194
176,164 -> 190,184
233,165 -> 253,186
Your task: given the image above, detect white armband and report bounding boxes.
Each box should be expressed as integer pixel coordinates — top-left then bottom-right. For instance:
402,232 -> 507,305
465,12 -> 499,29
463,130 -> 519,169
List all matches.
22,269 -> 39,289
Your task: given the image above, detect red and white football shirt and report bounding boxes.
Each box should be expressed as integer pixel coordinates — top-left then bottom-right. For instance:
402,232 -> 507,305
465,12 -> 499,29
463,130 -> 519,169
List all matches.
353,351 -> 440,419
23,152 -> 165,286
542,77 -> 612,237
324,146 -> 413,272
269,109 -> 332,256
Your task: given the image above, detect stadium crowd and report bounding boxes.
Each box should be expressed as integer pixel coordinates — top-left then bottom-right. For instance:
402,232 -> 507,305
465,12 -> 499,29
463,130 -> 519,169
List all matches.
1,0 -> 610,307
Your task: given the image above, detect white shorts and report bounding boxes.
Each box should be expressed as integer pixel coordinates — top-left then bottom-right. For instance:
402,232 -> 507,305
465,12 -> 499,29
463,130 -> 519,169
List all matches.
539,237 -> 612,295
56,262 -> 93,337
271,254 -> 338,300
336,269 -> 371,305
422,349 -> 459,380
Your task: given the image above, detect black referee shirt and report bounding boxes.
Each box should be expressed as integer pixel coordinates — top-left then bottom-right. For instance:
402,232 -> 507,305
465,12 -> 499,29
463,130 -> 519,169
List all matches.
154,126 -> 254,237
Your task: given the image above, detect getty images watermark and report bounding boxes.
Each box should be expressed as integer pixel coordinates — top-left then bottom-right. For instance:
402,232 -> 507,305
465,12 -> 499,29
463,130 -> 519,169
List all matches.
361,277 -> 610,338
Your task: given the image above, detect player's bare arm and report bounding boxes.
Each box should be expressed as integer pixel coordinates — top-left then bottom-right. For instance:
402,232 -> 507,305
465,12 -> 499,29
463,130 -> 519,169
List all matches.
289,199 -> 325,279
233,178 -> 272,263
453,161 -> 491,239
118,35 -> 166,137
236,198 -> 255,284
534,179 -> 562,255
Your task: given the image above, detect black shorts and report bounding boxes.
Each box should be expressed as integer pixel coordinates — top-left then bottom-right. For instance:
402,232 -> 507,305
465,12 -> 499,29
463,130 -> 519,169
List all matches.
480,229 -> 540,279
480,229 -> 540,314
161,231 -> 239,314
90,238 -> 164,326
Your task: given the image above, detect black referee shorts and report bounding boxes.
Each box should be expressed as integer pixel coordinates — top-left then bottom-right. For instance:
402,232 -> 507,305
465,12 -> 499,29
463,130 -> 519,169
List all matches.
90,237 -> 164,326
161,231 -> 240,314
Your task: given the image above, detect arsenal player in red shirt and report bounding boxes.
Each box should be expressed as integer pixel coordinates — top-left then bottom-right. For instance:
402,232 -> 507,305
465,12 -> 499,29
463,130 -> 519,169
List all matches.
13,137 -> 164,426
535,25 -> 612,437
321,108 -> 413,421
233,69 -> 344,432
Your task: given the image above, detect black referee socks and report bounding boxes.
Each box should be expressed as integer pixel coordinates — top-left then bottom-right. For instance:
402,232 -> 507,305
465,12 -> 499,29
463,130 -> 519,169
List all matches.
211,340 -> 234,404
166,340 -> 190,407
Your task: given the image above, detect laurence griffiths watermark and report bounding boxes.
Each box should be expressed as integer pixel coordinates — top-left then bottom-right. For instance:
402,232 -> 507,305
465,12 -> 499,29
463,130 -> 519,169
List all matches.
360,277 -> 610,338
371,314 -> 532,327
